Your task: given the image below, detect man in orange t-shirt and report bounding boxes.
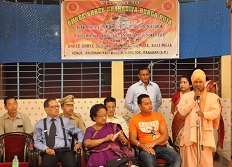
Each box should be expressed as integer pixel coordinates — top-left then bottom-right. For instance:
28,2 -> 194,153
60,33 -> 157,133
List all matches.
129,94 -> 182,167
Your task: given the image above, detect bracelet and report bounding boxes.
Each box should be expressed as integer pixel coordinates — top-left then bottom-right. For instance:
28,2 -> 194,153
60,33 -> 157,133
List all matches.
97,140 -> 99,143
136,142 -> 140,147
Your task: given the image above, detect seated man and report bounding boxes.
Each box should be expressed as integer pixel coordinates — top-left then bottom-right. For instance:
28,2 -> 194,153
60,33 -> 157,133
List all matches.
129,94 -> 182,167
0,96 -> 33,135
59,95 -> 86,132
104,97 -> 129,137
33,98 -> 84,167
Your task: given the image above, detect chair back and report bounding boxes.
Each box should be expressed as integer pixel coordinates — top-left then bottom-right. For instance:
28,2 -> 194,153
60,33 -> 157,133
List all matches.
4,135 -> 27,162
0,132 -> 34,164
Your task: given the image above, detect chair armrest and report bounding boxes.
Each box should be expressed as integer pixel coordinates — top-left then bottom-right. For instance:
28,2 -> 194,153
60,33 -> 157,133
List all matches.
0,142 -> 3,162
28,150 -> 36,167
168,137 -> 179,153
33,149 -> 41,167
70,133 -> 78,150
34,149 -> 45,167
82,145 -> 90,164
75,148 -> 81,167
130,144 -> 140,158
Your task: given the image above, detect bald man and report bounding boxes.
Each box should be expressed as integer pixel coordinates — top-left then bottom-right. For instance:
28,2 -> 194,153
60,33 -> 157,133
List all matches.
178,69 -> 221,167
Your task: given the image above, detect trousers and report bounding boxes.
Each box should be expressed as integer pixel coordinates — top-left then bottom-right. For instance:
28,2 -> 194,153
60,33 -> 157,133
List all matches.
41,148 -> 77,167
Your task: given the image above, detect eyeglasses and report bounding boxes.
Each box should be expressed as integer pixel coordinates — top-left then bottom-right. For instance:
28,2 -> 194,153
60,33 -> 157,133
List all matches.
106,106 -> 116,110
97,114 -> 107,118
48,105 -> 60,109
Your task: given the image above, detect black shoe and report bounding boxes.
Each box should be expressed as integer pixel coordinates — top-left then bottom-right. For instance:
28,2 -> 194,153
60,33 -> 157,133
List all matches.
213,152 -> 220,161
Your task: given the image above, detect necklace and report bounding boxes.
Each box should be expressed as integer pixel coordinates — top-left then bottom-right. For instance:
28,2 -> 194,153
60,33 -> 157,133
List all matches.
93,124 -> 103,130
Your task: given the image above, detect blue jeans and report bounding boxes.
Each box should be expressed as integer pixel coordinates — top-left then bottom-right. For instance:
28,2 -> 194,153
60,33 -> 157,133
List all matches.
140,145 -> 182,167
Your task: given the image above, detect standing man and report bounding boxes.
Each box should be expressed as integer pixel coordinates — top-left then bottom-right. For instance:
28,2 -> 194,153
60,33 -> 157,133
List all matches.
125,66 -> 162,114
0,96 -> 33,135
178,69 -> 221,167
129,94 -> 181,167
58,95 -> 86,132
104,97 -> 129,137
33,98 -> 84,167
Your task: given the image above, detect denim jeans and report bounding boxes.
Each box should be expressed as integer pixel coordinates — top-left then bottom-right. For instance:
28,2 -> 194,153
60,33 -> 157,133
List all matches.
139,145 -> 182,167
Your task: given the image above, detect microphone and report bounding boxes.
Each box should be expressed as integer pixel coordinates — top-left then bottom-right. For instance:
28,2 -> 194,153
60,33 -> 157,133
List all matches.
196,88 -> 204,151
196,88 -> 200,102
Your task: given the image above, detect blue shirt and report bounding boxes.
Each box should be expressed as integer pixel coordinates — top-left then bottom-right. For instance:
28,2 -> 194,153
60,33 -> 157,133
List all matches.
34,116 -> 84,151
125,80 -> 162,114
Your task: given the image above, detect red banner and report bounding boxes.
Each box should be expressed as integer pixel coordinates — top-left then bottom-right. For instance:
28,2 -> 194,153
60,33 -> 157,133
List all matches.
61,0 -> 179,60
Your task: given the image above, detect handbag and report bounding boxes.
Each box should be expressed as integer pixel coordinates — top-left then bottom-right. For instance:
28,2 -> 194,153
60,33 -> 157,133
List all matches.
110,142 -> 134,158
105,157 -> 139,167
109,142 -> 139,167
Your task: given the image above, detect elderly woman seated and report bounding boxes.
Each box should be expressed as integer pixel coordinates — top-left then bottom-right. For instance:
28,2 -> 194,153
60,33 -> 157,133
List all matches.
83,104 -> 129,167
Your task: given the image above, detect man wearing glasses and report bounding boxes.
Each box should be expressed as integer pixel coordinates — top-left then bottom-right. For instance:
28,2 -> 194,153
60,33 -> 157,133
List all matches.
104,97 -> 129,137
33,98 -> 84,167
0,96 -> 33,135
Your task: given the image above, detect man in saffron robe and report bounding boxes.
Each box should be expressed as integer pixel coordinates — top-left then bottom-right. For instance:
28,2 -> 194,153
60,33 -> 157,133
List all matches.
178,69 -> 221,167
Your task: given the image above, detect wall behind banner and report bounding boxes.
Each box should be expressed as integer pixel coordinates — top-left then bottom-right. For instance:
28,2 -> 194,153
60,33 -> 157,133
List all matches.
0,0 -> 230,63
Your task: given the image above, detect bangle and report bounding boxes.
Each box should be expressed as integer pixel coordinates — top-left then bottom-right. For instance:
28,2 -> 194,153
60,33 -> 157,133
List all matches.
136,142 -> 140,147
97,140 -> 99,143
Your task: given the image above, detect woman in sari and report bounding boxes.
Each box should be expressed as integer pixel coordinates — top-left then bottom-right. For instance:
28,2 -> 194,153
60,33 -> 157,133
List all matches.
83,104 -> 129,167
205,80 -> 225,158
171,74 -> 192,146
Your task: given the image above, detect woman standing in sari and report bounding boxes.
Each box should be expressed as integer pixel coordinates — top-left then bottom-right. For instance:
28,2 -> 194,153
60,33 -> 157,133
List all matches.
83,104 -> 129,167
205,80 -> 225,158
171,74 -> 192,146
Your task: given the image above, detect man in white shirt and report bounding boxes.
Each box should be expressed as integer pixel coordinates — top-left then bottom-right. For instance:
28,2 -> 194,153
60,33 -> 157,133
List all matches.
104,97 -> 129,137
125,66 -> 162,114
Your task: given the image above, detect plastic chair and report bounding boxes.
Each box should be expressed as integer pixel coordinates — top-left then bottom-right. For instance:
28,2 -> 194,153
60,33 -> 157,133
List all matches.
0,132 -> 35,167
